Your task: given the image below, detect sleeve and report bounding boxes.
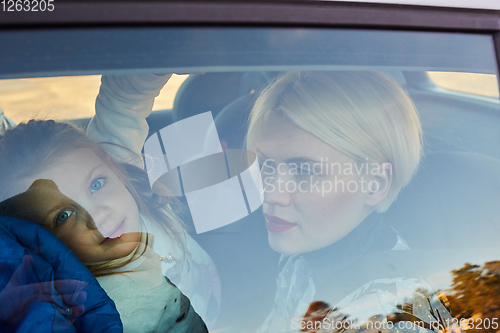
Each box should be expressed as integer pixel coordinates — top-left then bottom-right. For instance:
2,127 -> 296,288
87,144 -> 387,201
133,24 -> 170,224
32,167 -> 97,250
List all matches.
87,74 -> 172,168
0,107 -> 16,135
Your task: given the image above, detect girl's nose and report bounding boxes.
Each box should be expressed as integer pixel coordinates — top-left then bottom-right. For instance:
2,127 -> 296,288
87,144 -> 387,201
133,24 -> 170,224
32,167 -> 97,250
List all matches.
87,204 -> 112,232
84,212 -> 98,230
263,173 -> 292,207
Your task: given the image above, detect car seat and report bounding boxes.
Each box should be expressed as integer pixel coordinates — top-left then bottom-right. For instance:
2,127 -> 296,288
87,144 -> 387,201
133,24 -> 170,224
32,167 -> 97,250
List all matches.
172,72 -> 270,122
187,73 -> 279,330
384,150 -> 500,250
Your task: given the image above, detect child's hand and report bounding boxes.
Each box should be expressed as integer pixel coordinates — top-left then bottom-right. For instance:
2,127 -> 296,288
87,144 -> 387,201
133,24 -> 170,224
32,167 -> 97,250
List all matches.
0,254 -> 88,326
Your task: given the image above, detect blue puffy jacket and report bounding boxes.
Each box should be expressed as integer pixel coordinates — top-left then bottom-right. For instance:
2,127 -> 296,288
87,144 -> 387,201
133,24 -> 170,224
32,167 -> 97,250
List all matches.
0,216 -> 123,332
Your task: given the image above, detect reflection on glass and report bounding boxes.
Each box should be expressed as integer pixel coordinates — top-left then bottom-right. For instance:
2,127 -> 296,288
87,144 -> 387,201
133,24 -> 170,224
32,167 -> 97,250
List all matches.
0,27 -> 500,333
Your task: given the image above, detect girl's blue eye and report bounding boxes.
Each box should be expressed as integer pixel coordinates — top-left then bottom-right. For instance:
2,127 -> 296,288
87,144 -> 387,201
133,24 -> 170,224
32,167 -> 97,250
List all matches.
56,210 -> 74,224
90,178 -> 104,193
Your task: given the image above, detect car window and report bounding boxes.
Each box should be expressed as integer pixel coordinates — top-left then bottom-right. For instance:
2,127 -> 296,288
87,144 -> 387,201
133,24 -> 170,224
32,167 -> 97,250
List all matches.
427,71 -> 499,98
0,74 -> 188,122
1,28 -> 500,333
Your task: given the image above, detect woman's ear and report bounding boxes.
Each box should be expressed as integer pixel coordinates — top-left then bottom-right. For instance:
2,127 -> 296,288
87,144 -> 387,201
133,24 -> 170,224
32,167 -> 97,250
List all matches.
364,162 -> 392,207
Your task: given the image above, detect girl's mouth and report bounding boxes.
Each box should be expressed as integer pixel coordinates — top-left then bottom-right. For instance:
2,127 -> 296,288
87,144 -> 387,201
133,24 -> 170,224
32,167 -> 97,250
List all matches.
106,220 -> 125,239
264,214 -> 296,233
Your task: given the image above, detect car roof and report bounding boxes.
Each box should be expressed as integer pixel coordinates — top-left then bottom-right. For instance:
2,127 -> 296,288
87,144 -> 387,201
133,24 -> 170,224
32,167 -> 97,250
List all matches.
324,0 -> 500,10
0,0 -> 499,31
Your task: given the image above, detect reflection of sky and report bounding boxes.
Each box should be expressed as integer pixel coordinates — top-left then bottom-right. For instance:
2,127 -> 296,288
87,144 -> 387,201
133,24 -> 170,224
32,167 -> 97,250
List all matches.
326,247 -> 500,292
209,234 -> 500,332
206,208 -> 500,331
316,247 -> 500,331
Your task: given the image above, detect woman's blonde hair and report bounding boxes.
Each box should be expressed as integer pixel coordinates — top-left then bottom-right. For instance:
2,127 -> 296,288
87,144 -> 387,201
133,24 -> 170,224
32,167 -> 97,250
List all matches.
0,120 -> 186,276
247,71 -> 422,212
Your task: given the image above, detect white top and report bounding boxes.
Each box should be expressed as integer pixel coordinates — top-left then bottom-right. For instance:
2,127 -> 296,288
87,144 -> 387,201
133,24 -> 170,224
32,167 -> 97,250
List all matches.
0,107 -> 16,135
141,214 -> 221,327
88,74 -> 221,328
97,245 -> 207,333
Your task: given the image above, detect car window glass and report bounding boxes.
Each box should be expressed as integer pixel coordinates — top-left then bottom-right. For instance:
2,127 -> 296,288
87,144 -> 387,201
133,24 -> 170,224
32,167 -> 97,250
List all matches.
1,28 -> 499,333
428,71 -> 499,98
0,74 -> 188,122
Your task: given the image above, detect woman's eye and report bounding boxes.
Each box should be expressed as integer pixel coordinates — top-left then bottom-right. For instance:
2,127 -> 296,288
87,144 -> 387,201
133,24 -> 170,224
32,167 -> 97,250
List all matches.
56,210 -> 74,224
293,165 -> 322,179
297,168 -> 311,175
90,178 -> 104,193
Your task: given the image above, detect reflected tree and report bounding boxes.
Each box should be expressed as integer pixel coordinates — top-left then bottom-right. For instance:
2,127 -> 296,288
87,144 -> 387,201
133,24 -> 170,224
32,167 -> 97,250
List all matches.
447,261 -> 500,333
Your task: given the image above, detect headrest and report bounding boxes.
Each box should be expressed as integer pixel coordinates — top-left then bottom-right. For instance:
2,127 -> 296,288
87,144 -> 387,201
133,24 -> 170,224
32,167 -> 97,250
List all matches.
173,72 -> 268,122
214,93 -> 256,151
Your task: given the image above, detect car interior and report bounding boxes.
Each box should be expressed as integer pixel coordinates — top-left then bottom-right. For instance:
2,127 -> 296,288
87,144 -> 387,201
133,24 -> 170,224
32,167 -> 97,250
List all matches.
2,26 -> 500,331
71,69 -> 500,248
64,68 -> 500,329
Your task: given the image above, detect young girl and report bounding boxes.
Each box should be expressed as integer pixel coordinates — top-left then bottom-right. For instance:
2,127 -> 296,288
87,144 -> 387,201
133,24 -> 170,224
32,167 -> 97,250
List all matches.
89,74 -> 221,327
0,178 -> 206,333
0,74 -> 220,329
0,120 -> 209,332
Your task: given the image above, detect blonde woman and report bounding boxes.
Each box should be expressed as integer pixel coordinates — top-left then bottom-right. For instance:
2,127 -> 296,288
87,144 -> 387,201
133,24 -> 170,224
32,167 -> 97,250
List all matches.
247,71 -> 450,332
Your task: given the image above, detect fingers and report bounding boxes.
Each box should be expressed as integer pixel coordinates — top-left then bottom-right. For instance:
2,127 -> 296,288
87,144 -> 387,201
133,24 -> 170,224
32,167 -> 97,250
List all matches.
54,279 -> 89,297
53,280 -> 88,318
39,291 -> 87,319
1,255 -> 88,325
6,254 -> 35,289
68,289 -> 87,307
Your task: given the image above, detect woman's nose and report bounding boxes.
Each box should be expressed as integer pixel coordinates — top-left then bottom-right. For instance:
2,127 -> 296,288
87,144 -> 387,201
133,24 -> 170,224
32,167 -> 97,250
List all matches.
263,173 -> 292,207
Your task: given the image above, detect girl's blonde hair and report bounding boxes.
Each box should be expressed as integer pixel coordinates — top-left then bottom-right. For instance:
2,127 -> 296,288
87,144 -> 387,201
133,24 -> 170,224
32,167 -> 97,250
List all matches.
0,120 -> 186,276
247,71 -> 423,212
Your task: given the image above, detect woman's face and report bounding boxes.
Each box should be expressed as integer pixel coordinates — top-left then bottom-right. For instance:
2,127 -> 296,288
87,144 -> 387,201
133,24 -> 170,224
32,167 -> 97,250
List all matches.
256,113 -> 378,255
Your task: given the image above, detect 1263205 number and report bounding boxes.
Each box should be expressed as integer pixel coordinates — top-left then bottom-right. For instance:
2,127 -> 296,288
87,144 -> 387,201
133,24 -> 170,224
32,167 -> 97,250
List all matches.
2,0 -> 54,11
459,318 -> 499,330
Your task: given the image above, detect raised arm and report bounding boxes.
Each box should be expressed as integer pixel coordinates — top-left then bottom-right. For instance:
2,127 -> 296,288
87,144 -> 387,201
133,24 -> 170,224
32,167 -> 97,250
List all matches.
87,74 -> 171,168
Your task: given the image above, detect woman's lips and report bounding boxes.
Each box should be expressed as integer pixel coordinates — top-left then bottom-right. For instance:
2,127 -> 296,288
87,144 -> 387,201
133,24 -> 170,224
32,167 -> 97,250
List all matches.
265,214 -> 296,233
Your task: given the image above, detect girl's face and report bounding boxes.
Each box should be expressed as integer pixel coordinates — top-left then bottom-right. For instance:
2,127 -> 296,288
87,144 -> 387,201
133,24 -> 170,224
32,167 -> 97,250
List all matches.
256,113 -> 383,255
22,148 -> 141,262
